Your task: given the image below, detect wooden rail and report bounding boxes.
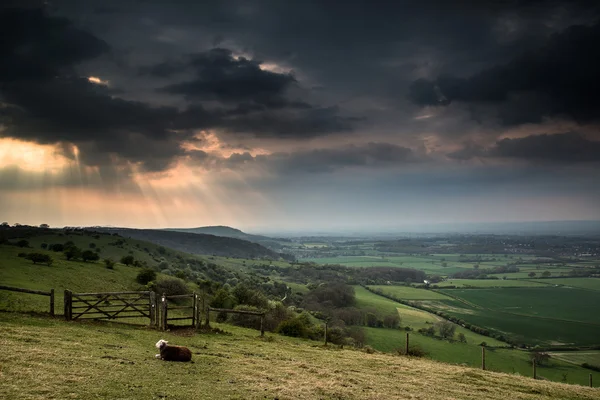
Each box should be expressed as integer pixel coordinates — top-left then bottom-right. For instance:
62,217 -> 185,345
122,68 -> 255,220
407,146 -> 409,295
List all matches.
160,293 -> 198,330
0,285 -> 54,316
64,290 -> 156,326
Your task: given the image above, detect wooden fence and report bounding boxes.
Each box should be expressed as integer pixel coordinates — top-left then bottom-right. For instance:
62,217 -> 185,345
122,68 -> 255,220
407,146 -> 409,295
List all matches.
159,293 -> 198,330
64,290 -> 157,326
0,285 -> 54,316
206,306 -> 266,337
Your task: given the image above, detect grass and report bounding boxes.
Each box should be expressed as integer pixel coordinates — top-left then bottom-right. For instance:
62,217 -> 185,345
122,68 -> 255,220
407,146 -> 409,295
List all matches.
434,279 -> 550,288
530,278 -> 600,291
368,285 -> 452,300
548,351 -> 600,366
439,288 -> 600,325
425,288 -> 600,346
1,312 -> 599,399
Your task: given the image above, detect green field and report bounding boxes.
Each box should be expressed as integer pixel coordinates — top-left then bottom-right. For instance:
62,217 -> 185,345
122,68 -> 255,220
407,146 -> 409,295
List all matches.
2,314 -> 597,399
531,278 -> 600,291
368,285 -> 451,300
548,351 -> 600,366
428,288 -> 600,346
363,327 -> 598,386
435,279 -> 550,288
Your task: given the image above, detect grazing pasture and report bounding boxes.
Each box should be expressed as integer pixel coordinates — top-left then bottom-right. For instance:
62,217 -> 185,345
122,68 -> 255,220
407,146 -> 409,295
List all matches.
530,278 -> 600,291
368,285 -> 452,300
4,314 -> 598,399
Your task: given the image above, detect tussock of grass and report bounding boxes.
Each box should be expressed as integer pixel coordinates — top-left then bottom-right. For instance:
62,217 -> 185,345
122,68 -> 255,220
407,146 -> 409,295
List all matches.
1,312 -> 598,400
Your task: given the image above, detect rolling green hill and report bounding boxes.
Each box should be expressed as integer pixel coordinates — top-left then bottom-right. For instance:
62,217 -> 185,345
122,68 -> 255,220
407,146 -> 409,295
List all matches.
92,227 -> 287,260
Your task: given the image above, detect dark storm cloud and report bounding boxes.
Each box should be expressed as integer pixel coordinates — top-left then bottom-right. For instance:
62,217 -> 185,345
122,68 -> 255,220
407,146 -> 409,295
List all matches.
152,48 -> 298,105
0,6 -> 358,172
213,142 -> 418,174
0,7 -> 109,82
409,21 -> 600,125
447,133 -> 600,163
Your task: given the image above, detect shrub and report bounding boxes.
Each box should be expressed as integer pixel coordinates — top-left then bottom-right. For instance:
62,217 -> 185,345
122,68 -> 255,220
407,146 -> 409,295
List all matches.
436,320 -> 456,339
64,246 -> 82,261
230,305 -> 262,330
581,363 -> 600,372
40,243 -> 48,249
153,277 -> 189,296
276,314 -> 312,338
50,243 -> 64,252
104,259 -> 116,269
17,252 -> 27,257
457,333 -> 467,343
136,268 -> 156,284
121,255 -> 135,266
383,313 -> 401,328
363,345 -> 376,354
397,345 -> 428,357
16,239 -> 29,248
25,253 -> 53,266
81,250 -> 99,262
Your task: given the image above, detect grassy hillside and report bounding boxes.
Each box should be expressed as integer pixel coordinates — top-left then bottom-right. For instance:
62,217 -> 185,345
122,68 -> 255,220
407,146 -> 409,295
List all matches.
1,312 -> 598,399
94,227 -> 286,260
0,244 -> 182,314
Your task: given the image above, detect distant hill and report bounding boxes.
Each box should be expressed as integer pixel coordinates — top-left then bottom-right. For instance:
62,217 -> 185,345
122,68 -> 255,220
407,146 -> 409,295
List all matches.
167,225 -> 292,252
168,225 -> 271,242
94,227 -> 285,260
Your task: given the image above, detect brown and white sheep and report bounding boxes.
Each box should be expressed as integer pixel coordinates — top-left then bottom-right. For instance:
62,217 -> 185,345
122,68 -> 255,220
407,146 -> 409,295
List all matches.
155,339 -> 192,362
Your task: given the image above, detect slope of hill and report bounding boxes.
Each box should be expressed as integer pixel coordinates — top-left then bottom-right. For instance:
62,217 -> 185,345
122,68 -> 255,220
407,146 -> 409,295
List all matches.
169,225 -> 270,241
1,312 -> 598,399
168,225 -> 292,252
92,227 -> 284,259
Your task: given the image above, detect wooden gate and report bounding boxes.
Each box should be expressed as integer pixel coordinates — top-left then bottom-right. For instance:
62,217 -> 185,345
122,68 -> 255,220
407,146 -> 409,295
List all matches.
64,290 -> 158,326
159,293 -> 198,330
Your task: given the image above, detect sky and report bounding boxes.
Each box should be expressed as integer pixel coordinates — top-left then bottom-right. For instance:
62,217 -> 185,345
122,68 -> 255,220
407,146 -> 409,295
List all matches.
1,0 -> 600,233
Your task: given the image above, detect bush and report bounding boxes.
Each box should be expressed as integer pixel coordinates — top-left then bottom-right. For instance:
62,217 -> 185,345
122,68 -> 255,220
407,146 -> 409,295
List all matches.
230,305 -> 262,330
16,239 -> 29,248
276,314 -> 312,338
81,250 -> 99,262
457,332 -> 467,343
581,363 -> 600,372
17,252 -> 27,257
64,246 -> 82,261
436,320 -> 456,339
121,255 -> 135,266
153,277 -> 189,296
104,259 -> 116,270
40,243 -> 48,249
383,313 -> 401,328
136,268 -> 156,284
50,243 -> 64,252
363,345 -> 376,354
25,253 -> 53,266
397,345 -> 427,357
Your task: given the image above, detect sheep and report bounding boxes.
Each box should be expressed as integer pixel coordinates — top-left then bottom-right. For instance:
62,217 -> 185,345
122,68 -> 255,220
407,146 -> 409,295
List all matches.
155,339 -> 192,362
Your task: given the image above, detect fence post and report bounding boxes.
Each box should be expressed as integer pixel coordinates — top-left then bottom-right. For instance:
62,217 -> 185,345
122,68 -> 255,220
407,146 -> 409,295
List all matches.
260,314 -> 265,337
49,289 -> 54,316
205,307 -> 210,327
192,292 -> 196,328
533,359 -> 537,380
149,291 -> 156,327
481,346 -> 486,370
64,290 -> 72,321
405,332 -> 409,355
590,373 -> 593,388
161,294 -> 167,331
324,321 -> 328,346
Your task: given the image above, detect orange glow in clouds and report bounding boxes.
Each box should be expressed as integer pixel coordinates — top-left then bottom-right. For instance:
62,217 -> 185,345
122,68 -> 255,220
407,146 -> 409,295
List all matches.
0,138 -> 72,173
